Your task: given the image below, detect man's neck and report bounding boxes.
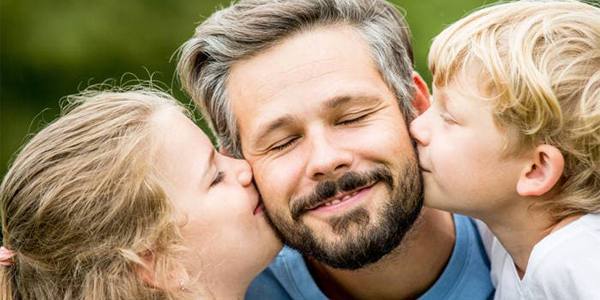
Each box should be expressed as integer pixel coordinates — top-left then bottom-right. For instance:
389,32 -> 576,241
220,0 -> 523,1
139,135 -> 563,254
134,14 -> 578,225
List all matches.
305,208 -> 455,300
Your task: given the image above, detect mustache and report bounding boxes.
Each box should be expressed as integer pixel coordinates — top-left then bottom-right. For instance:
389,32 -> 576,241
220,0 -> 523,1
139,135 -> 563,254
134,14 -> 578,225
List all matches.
290,167 -> 394,220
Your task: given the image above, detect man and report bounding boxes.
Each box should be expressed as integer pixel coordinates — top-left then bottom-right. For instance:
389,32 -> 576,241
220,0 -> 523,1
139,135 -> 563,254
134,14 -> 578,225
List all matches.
177,0 -> 494,298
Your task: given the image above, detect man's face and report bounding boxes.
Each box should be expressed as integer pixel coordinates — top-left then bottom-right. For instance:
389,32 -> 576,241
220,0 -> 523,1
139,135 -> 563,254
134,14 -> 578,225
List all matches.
227,25 -> 423,269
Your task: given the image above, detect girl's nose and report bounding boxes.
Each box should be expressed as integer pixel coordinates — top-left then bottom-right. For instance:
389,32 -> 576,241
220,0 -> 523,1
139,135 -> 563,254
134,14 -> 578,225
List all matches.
233,158 -> 253,186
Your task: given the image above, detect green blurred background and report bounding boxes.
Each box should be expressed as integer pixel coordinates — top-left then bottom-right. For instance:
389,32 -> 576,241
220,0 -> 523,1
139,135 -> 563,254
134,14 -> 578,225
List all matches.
0,0 -> 491,177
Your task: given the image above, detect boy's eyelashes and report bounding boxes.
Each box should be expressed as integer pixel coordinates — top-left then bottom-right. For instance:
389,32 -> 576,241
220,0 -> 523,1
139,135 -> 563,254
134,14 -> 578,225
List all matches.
433,101 -> 458,125
432,93 -> 458,123
440,112 -> 458,124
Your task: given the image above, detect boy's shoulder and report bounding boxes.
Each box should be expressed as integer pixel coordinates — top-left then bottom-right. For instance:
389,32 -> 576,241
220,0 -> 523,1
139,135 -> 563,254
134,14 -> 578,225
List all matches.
527,214 -> 600,298
532,213 -> 600,265
491,214 -> 600,299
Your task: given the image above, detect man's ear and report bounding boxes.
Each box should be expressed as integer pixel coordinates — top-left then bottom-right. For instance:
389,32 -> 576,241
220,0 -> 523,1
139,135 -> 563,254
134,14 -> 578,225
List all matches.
516,145 -> 564,197
218,145 -> 232,157
412,72 -> 431,114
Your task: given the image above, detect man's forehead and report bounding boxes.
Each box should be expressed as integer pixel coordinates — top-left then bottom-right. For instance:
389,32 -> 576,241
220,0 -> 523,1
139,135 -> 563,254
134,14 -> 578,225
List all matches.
228,57 -> 384,133
226,25 -> 373,99
225,24 -> 391,153
230,86 -> 391,156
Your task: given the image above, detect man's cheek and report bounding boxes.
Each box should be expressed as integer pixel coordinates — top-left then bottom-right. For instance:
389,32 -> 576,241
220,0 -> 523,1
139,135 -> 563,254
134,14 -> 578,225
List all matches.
256,167 -> 286,199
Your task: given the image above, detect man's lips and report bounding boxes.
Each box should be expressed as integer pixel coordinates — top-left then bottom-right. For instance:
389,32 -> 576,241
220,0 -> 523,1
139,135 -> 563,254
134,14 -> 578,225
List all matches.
304,183 -> 375,212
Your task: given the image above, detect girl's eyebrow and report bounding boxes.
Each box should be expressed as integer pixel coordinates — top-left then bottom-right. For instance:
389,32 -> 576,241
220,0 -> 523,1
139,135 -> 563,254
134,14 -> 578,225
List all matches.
200,148 -> 216,182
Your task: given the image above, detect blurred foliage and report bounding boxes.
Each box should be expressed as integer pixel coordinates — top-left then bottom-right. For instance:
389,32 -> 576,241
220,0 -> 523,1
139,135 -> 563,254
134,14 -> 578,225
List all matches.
1,0 -> 490,177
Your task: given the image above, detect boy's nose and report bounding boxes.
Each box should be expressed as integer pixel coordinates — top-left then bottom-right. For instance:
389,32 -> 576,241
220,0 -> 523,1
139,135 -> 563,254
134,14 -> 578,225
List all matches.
409,114 -> 431,146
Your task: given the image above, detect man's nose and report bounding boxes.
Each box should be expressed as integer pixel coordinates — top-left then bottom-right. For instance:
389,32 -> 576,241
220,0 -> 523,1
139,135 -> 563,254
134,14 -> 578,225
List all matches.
305,130 -> 353,181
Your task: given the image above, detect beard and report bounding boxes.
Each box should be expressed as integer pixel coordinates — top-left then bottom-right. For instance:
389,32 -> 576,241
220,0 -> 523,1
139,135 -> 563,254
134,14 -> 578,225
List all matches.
263,160 -> 423,270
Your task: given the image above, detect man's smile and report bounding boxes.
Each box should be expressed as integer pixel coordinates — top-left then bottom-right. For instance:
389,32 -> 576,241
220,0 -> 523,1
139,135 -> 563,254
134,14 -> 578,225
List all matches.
289,168 -> 393,220
306,184 -> 375,216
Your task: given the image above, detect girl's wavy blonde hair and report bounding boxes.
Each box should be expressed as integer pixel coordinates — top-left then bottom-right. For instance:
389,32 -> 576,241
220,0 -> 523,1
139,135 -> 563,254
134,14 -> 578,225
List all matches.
1,87 -> 196,299
429,0 -> 600,221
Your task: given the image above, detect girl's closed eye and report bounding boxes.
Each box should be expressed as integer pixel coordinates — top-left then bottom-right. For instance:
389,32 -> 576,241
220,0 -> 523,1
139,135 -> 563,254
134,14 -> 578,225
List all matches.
210,171 -> 225,187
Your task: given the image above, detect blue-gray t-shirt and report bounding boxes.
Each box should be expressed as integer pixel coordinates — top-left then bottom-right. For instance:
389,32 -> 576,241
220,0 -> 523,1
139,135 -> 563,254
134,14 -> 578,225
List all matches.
246,214 -> 494,299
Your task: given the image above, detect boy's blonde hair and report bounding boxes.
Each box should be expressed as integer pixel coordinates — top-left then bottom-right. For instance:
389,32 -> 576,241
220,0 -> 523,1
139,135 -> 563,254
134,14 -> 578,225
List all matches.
429,0 -> 600,220
0,88 -> 195,299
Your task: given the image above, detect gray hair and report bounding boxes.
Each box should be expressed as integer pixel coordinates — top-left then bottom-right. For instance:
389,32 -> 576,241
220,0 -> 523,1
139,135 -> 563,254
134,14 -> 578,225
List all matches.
177,0 -> 415,158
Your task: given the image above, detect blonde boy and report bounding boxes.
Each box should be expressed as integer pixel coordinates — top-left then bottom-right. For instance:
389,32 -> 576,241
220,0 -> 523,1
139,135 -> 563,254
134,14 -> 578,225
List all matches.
410,0 -> 600,298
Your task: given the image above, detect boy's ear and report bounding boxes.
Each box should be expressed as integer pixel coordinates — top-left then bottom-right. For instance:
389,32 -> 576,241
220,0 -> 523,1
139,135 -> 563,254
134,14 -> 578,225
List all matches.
412,72 -> 431,114
516,145 -> 564,197
136,250 -> 159,288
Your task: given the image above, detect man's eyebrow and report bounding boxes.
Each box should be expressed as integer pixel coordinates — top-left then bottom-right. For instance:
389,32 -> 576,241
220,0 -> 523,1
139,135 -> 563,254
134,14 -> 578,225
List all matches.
251,95 -> 381,148
252,115 -> 296,147
325,94 -> 380,109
